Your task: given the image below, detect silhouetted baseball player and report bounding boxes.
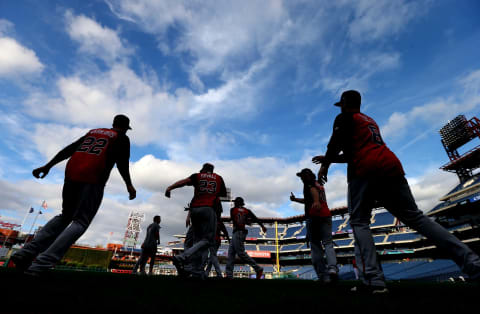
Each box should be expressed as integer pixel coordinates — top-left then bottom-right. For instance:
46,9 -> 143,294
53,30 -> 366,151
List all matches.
132,215 -> 161,275
12,114 -> 136,275
226,197 -> 266,279
313,90 -> 480,292
291,168 -> 338,283
165,163 -> 227,278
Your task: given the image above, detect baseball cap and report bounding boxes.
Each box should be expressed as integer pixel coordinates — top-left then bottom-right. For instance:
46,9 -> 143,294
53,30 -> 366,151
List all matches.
233,197 -> 245,206
334,90 -> 361,108
113,114 -> 132,130
296,168 -> 315,179
200,163 -> 214,173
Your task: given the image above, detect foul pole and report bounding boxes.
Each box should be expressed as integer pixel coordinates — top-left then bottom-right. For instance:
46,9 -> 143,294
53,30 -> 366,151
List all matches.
275,221 -> 280,273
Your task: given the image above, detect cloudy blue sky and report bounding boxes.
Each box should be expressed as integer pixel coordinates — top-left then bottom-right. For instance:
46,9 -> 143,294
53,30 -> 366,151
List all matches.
1,0 -> 480,245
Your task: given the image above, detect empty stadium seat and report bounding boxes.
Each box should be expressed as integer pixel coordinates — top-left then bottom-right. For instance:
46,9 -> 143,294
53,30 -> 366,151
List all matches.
334,239 -> 353,247
387,232 -> 420,242
284,225 -> 302,238
371,212 -> 396,228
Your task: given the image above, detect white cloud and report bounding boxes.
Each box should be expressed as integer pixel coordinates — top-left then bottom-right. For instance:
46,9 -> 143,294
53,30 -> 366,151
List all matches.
318,51 -> 400,97
0,153 -> 459,245
107,0 -> 286,75
0,20 -> 43,77
0,19 -> 14,35
0,37 -> 44,77
382,69 -> 480,140
408,169 -> 459,212
23,60 -> 263,160
65,12 -> 131,63
343,0 -> 429,43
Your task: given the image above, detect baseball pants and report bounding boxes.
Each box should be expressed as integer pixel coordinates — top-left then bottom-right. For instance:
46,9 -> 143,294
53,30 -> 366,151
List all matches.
349,176 -> 480,287
176,206 -> 216,277
133,248 -> 156,274
205,241 -> 223,278
183,224 -> 194,273
15,180 -> 104,272
226,230 -> 262,278
307,216 -> 338,280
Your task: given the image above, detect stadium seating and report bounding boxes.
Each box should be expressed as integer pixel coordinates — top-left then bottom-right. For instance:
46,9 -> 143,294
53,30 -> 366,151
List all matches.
280,244 -> 302,251
371,212 -> 396,228
374,235 -> 386,243
334,239 -> 353,247
428,174 -> 480,214
244,244 -> 257,251
338,217 -> 352,233
296,226 -> 307,238
283,225 -> 302,238
264,227 -> 277,238
298,243 -> 308,250
387,232 -> 420,242
383,259 -> 461,280
331,218 -> 345,232
246,226 -> 261,238
258,245 -> 276,252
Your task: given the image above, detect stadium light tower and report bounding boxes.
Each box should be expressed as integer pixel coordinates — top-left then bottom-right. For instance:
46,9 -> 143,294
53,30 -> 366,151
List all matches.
123,211 -> 145,252
439,115 -> 480,182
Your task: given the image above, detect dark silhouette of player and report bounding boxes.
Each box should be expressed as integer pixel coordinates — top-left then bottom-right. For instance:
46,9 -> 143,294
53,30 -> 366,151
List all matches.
12,114 -> 136,274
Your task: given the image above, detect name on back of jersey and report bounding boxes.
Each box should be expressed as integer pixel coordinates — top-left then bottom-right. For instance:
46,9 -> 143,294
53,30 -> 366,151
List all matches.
90,129 -> 117,138
199,173 -> 217,179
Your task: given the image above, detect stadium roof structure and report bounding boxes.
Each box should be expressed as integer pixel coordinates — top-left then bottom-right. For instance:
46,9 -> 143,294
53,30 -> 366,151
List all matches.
440,145 -> 480,172
439,115 -> 480,182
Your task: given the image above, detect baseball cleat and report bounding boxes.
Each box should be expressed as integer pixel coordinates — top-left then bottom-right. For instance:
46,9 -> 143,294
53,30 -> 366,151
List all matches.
371,287 -> 389,294
10,254 -> 33,272
350,284 -> 389,294
24,269 -> 43,277
172,256 -> 187,278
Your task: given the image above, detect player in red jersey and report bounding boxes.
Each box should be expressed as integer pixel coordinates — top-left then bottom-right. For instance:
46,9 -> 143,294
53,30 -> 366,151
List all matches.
165,163 -> 227,278
11,115 -> 136,274
225,197 -> 267,279
313,90 -> 480,292
290,168 -> 338,283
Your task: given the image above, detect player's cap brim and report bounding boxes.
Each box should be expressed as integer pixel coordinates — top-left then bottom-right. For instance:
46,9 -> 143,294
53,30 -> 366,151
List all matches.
333,101 -> 342,107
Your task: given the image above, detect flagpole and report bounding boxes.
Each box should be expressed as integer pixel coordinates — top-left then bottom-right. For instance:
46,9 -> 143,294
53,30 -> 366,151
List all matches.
25,210 -> 41,245
19,207 -> 33,234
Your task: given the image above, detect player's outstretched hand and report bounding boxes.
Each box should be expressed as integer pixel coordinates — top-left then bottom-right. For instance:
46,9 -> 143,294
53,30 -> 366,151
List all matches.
32,166 -> 50,179
290,192 -> 296,202
165,189 -> 171,198
318,165 -> 328,184
127,185 -> 136,200
312,155 -> 325,164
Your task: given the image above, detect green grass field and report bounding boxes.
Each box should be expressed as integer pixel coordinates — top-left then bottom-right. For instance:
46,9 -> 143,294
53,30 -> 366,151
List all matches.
0,268 -> 478,314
